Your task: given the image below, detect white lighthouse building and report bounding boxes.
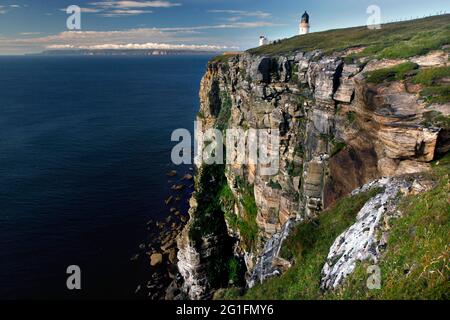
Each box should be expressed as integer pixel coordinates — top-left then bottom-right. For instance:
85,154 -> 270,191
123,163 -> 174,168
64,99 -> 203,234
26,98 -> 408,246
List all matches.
299,11 -> 310,35
259,36 -> 269,46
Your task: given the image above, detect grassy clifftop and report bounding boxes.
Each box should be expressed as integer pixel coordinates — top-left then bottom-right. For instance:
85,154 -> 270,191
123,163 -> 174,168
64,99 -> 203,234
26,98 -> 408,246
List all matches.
248,14 -> 449,58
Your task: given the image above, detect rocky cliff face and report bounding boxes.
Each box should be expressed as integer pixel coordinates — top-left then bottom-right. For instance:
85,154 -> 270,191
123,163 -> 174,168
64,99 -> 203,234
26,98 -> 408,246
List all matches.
177,47 -> 449,299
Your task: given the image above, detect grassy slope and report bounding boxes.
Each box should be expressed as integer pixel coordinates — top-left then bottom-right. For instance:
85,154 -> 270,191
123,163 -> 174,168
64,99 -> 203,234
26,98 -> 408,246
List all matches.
216,187 -> 383,300
217,154 -> 450,300
248,15 -> 450,57
329,154 -> 450,300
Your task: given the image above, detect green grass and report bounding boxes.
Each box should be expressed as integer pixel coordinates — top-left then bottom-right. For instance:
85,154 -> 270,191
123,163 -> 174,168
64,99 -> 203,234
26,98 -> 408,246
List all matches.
247,15 -> 450,58
422,110 -> 450,129
412,66 -> 450,86
189,164 -> 228,246
329,154 -> 450,300
221,153 -> 450,300
411,66 -> 450,104
420,86 -> 450,104
224,187 -> 383,300
188,164 -> 234,288
365,62 -> 419,84
210,53 -> 237,64
376,28 -> 449,59
346,111 -> 356,125
219,180 -> 259,251
216,91 -> 232,132
268,180 -> 283,190
286,161 -> 302,177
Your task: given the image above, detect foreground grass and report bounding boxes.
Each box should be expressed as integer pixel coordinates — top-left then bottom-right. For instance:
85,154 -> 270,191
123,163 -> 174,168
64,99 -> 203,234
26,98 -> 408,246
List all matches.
365,63 -> 450,106
365,62 -> 418,84
329,154 -> 450,300
412,66 -> 450,105
217,153 -> 450,300
219,178 -> 259,251
218,187 -> 383,300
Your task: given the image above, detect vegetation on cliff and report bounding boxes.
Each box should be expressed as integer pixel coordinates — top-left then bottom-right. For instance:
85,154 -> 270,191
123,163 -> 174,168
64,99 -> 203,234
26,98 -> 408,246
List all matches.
330,153 -> 450,300
219,178 -> 259,251
248,15 -> 449,58
216,186 -> 383,300
216,153 -> 450,300
366,64 -> 450,106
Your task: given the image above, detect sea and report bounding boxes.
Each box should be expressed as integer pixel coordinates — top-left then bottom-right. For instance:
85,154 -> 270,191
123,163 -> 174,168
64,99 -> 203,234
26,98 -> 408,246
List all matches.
0,55 -> 212,299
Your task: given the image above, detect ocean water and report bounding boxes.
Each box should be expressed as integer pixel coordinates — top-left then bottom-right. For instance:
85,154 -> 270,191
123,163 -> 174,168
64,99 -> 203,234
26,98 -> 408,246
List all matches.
0,55 -> 211,299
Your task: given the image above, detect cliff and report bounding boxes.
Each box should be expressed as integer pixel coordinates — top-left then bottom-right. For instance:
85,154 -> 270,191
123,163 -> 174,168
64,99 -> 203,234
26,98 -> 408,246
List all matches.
176,15 -> 450,300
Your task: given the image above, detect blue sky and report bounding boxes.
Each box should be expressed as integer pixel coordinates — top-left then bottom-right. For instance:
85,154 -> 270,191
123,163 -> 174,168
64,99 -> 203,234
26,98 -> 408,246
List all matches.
0,0 -> 448,54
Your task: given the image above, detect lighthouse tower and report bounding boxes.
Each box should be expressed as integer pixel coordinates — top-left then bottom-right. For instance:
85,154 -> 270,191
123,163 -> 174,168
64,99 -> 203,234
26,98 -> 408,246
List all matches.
299,11 -> 310,35
259,36 -> 269,46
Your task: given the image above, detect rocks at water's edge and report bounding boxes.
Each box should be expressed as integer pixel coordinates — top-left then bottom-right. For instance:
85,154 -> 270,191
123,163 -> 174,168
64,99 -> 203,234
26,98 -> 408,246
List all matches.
150,253 -> 163,266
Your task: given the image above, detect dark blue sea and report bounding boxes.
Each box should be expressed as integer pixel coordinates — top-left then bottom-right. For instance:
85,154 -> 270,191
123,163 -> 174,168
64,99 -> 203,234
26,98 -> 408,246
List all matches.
0,55 -> 211,299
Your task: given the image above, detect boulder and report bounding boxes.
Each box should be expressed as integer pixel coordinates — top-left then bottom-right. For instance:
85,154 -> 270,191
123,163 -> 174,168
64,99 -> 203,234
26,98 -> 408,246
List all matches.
150,253 -> 163,267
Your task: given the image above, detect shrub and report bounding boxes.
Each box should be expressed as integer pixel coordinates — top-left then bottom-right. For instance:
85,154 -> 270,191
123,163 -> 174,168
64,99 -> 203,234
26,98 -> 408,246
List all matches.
365,62 -> 419,84
239,187 -> 383,299
412,66 -> 450,86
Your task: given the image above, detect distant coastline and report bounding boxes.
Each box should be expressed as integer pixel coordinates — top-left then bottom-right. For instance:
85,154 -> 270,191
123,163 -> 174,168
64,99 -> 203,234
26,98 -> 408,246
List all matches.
28,49 -> 222,57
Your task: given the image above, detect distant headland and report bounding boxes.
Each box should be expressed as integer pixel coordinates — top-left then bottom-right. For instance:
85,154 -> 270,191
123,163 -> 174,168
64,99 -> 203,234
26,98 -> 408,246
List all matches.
29,49 -> 221,57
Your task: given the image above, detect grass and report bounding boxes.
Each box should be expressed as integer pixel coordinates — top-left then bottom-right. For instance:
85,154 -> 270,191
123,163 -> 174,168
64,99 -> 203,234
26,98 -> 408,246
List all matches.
268,180 -> 283,190
210,53 -> 238,64
330,139 -> 347,157
411,66 -> 450,104
219,179 -> 259,251
412,66 -> 450,86
420,86 -> 450,104
222,186 -> 383,300
287,161 -> 302,177
247,15 -> 450,58
329,153 -> 450,300
221,152 -> 450,300
375,28 -> 449,59
365,64 -> 450,104
216,91 -> 232,132
422,111 -> 450,129
346,111 -> 356,123
365,62 -> 419,84
188,164 -> 235,288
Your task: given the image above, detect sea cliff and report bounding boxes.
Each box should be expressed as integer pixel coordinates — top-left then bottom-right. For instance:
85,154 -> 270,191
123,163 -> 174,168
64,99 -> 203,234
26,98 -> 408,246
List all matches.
175,15 -> 450,300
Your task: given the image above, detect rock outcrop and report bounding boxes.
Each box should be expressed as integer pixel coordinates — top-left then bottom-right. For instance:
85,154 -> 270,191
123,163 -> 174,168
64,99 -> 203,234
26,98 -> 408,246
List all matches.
320,177 -> 433,290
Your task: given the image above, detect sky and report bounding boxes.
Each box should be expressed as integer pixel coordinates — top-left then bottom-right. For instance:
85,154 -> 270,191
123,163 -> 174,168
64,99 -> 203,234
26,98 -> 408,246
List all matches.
0,0 -> 448,55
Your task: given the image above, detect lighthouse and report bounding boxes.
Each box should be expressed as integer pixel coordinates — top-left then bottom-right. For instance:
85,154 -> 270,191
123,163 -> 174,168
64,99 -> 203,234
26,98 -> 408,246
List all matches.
299,11 -> 310,35
259,36 -> 269,46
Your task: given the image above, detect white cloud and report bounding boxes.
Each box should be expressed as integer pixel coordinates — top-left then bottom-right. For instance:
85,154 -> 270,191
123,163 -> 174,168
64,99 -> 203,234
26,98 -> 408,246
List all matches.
0,4 -> 22,14
101,9 -> 154,17
208,9 -> 271,19
90,1 -> 181,9
59,7 -> 103,13
46,42 -> 234,51
20,32 -> 42,36
0,20 -> 280,54
61,1 -> 182,17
